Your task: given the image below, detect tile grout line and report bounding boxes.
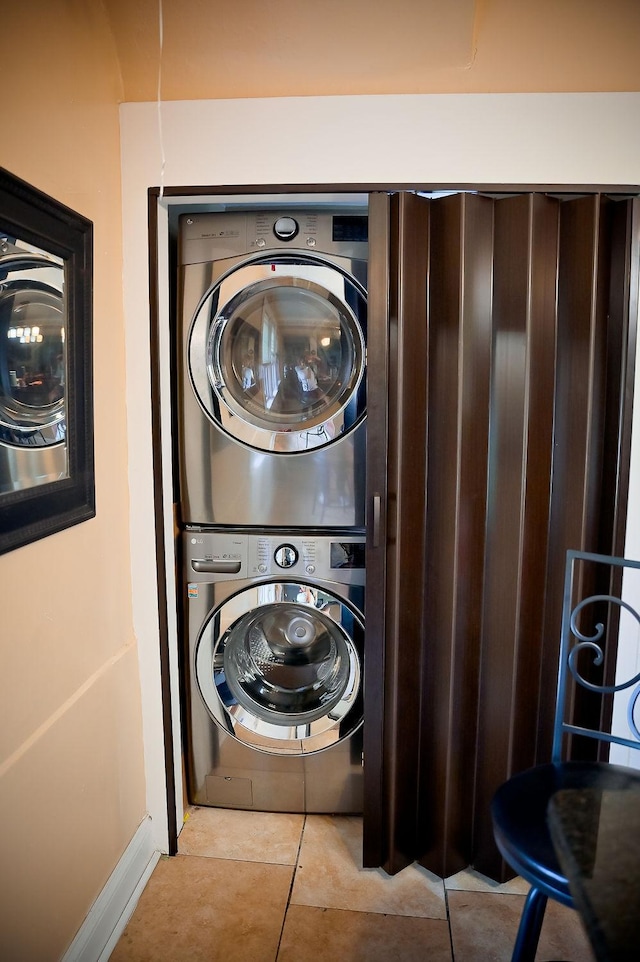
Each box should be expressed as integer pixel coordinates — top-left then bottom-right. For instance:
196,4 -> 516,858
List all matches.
443,884 -> 456,962
274,813 -> 307,961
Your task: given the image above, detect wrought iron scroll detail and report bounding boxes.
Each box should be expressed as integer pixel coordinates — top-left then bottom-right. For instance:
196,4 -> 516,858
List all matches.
568,594 -> 640,741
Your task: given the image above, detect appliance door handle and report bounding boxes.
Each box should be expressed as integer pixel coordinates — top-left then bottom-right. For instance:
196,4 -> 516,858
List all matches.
191,559 -> 242,574
372,494 -> 381,548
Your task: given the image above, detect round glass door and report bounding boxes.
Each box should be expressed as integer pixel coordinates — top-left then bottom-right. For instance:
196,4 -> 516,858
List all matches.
195,582 -> 364,754
188,257 -> 367,453
0,254 -> 65,447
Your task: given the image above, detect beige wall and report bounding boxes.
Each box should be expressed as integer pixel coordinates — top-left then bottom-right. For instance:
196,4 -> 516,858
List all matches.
0,4 -> 146,959
105,0 -> 640,99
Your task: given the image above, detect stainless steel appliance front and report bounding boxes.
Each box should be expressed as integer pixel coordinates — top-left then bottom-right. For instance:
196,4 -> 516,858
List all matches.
183,529 -> 365,813
177,208 -> 368,528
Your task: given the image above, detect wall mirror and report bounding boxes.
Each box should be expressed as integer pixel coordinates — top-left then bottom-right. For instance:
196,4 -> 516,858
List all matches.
0,167 -> 94,554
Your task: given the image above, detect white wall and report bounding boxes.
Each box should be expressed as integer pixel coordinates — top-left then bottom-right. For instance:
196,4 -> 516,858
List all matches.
119,93 -> 640,836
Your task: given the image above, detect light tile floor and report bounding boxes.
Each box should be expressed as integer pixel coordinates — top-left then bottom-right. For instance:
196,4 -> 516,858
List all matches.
110,808 -> 596,962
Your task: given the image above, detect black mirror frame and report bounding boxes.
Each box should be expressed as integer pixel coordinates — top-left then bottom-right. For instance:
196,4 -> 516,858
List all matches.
0,167 -> 94,555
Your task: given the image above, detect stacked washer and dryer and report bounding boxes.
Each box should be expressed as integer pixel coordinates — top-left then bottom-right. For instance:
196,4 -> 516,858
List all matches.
176,206 -> 369,813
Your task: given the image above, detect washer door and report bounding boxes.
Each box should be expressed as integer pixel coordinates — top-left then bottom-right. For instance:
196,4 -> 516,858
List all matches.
195,582 -> 364,755
0,254 -> 65,450
188,255 -> 366,453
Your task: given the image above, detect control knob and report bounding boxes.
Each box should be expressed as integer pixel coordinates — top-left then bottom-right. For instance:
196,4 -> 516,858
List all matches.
273,216 -> 299,241
274,544 -> 298,568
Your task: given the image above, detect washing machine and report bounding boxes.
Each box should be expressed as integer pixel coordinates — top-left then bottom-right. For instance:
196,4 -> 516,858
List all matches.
177,207 -> 368,528
182,528 -> 365,813
0,246 -> 66,496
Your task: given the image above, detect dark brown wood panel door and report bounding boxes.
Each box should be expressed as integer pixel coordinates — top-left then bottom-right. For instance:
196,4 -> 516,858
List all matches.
363,191 -> 430,873
471,193 -> 561,873
363,190 -> 637,881
418,192 -> 495,878
469,194 -> 638,879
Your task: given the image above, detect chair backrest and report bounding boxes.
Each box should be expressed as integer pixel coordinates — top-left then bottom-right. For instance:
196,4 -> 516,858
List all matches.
552,548 -> 640,763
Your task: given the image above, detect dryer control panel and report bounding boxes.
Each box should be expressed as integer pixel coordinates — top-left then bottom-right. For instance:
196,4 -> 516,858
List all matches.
185,530 -> 365,587
179,209 -> 368,265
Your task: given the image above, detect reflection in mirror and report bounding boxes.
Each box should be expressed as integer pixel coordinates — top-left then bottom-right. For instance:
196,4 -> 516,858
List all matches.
0,237 -> 67,494
0,165 -> 93,556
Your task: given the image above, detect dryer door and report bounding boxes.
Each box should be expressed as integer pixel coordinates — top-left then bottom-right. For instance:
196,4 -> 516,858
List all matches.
188,255 -> 366,453
195,582 -> 364,755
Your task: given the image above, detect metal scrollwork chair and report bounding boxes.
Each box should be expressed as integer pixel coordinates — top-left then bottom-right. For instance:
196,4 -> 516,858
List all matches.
491,549 -> 640,962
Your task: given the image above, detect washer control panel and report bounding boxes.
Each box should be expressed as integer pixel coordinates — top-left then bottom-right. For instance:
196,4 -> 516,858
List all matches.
185,531 -> 365,586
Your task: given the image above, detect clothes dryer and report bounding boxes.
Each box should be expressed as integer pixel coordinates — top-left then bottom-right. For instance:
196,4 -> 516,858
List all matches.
183,529 -> 365,813
0,248 -> 66,495
177,208 -> 368,528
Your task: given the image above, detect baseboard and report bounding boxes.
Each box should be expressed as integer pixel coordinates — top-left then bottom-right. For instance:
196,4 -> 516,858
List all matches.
61,815 -> 161,962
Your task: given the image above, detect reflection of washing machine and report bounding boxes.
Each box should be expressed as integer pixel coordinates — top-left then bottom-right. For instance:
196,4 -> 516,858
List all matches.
183,529 -> 365,813
0,249 -> 66,495
177,207 -> 368,528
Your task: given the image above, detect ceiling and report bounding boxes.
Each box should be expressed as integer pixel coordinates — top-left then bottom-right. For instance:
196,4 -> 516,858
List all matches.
103,0 -> 640,102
